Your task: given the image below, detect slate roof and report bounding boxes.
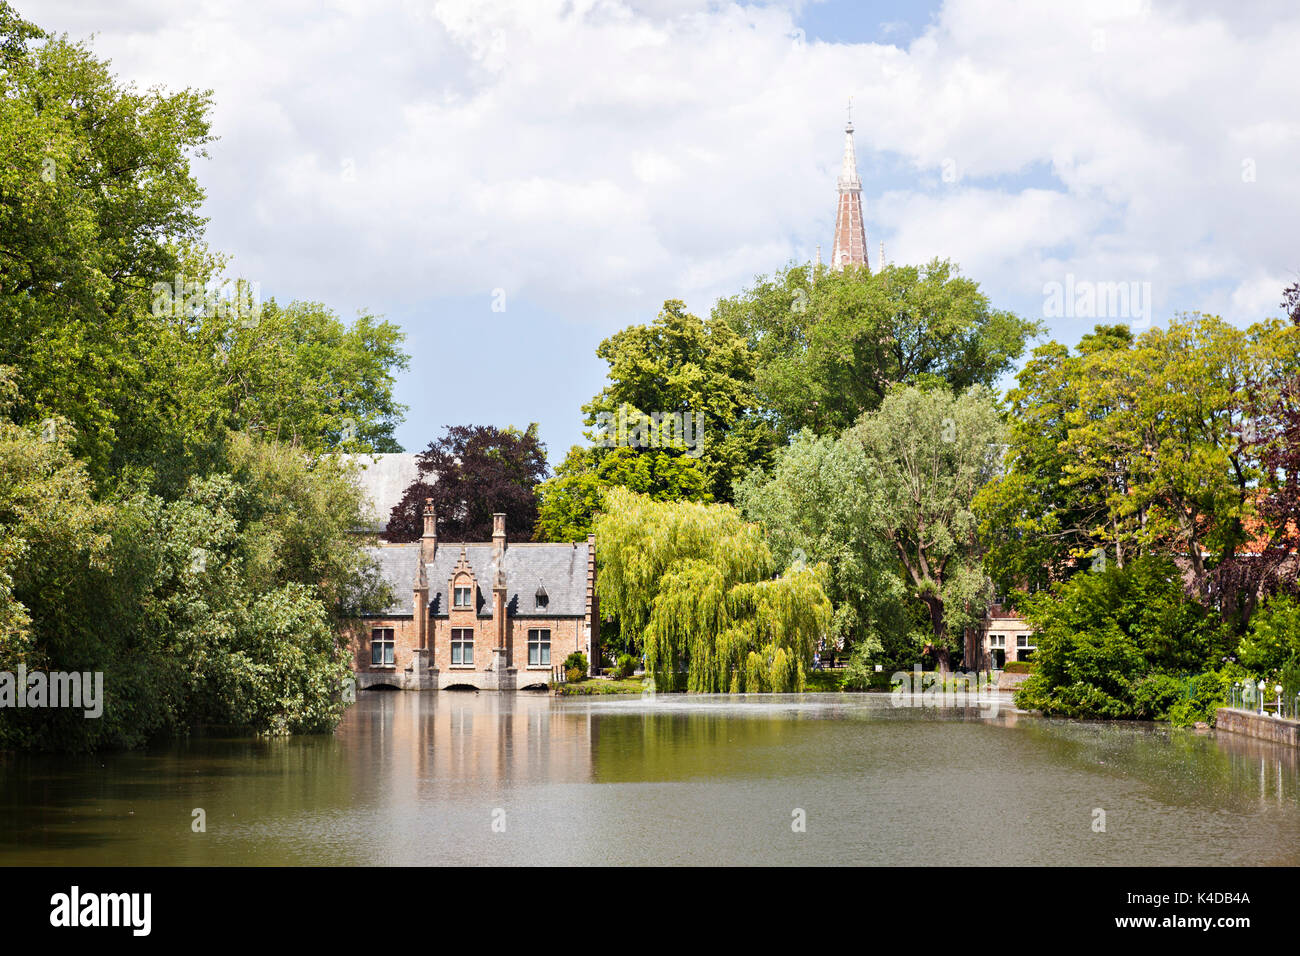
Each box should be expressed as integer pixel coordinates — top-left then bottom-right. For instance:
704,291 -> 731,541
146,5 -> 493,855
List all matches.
342,453 -> 420,533
363,541 -> 591,619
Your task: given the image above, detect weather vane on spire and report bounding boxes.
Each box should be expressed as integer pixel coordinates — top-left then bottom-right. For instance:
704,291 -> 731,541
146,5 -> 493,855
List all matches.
846,95 -> 853,130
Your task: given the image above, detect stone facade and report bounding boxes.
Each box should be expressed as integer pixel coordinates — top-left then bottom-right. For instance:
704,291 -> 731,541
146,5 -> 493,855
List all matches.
350,503 -> 599,692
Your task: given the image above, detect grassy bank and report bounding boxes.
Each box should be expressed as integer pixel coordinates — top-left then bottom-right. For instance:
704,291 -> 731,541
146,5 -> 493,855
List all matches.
552,678 -> 649,696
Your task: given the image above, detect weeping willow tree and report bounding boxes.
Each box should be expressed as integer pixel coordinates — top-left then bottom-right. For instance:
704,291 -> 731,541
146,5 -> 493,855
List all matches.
596,488 -> 831,692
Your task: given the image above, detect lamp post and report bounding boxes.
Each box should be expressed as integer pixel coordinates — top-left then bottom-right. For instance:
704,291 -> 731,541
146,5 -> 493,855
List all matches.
1258,680 -> 1266,715
1276,684 -> 1284,717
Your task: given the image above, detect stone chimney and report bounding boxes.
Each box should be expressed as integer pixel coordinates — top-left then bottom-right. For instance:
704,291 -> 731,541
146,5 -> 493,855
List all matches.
412,556 -> 429,651
491,512 -> 510,673
492,512 -> 506,563
586,532 -> 599,676
421,498 -> 437,564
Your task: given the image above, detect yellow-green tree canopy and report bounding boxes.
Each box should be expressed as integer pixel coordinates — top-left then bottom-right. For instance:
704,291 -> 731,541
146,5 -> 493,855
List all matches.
595,488 -> 831,692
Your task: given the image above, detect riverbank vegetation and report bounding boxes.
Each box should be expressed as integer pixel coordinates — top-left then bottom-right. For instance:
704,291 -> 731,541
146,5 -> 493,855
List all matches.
570,276 -> 1300,722
8,1 -> 1300,749
0,6 -> 404,750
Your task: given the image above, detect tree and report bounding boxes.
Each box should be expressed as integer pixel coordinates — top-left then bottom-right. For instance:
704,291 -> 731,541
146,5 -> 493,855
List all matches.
0,8 -> 410,492
582,299 -> 776,503
978,316 -> 1293,606
533,442 -> 712,542
1,418 -> 387,751
1211,292 -> 1300,620
595,488 -> 830,692
198,298 -> 409,457
0,7 -> 212,485
735,429 -> 908,662
715,259 -> 1038,439
0,4 -> 403,751
844,385 -> 1005,670
386,424 -> 548,543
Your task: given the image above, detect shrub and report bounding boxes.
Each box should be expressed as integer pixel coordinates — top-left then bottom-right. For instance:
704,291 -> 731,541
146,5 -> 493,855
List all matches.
615,653 -> 636,679
1013,556 -> 1226,720
1282,655 -> 1300,718
565,666 -> 584,683
1130,673 -> 1184,720
1239,594 -> 1300,675
1003,660 -> 1035,674
564,651 -> 588,676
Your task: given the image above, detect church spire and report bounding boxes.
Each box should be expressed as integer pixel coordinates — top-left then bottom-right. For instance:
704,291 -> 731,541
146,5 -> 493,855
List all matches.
831,99 -> 869,272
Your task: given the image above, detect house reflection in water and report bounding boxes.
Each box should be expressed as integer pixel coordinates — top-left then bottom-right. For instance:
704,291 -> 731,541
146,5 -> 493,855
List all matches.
337,689 -> 596,794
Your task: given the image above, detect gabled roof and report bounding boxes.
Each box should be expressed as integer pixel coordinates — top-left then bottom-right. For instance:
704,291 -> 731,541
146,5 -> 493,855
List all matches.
342,452 -> 420,533
362,541 -> 590,619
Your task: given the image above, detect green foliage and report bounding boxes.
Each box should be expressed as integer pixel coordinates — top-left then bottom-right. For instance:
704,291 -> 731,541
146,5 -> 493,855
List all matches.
533,442 -> 711,542
595,488 -> 830,693
715,259 -> 1038,440
976,315 -> 1293,601
1,11 -> 211,484
0,420 -> 387,750
533,446 -> 611,541
581,299 -> 776,504
1238,593 -> 1300,676
840,384 -> 1005,667
615,653 -> 637,679
736,428 -> 902,659
0,15 -> 407,493
740,385 -> 1004,670
564,651 -> 588,676
1281,655 -> 1300,719
1014,556 -> 1229,720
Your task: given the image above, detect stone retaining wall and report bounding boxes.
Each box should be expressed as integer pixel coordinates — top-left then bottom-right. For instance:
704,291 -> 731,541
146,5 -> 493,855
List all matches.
1215,707 -> 1300,747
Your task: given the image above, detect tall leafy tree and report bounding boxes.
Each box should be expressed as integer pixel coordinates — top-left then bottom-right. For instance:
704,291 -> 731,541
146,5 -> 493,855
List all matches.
715,259 -> 1038,439
533,442 -> 712,542
582,299 -> 776,503
0,6 -> 213,484
386,424 -> 548,543
735,429 -> 908,660
979,316 -> 1292,605
1212,289 -> 1300,619
841,385 -> 1005,669
739,385 -> 1004,671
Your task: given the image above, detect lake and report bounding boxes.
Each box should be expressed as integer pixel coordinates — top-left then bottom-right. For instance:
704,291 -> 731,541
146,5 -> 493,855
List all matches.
3,690 -> 1299,865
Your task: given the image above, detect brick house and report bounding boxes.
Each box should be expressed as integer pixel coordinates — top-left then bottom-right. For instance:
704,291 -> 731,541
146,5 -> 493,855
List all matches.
965,601 -> 1037,671
350,499 -> 599,692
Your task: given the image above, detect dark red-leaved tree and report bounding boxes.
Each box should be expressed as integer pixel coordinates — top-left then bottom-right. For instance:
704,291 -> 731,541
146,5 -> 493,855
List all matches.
384,424 -> 549,542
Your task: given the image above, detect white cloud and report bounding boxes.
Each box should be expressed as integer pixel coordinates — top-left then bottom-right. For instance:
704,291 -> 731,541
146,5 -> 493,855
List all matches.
21,0 -> 1300,332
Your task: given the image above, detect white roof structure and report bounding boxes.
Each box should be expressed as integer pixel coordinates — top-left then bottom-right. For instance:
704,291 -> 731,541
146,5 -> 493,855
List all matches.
342,452 -> 420,533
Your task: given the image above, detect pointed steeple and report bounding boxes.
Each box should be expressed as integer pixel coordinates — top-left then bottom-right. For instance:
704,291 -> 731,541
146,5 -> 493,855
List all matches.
831,99 -> 869,272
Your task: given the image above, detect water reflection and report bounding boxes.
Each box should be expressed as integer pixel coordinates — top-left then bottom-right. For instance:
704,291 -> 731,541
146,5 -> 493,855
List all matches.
1,691 -> 1298,865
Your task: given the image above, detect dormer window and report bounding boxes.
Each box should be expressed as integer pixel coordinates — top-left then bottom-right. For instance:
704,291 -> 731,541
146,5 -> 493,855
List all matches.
454,585 -> 472,608
535,585 -> 548,610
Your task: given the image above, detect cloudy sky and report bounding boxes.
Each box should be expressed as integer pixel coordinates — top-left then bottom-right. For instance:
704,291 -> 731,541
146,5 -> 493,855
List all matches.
25,0 -> 1300,460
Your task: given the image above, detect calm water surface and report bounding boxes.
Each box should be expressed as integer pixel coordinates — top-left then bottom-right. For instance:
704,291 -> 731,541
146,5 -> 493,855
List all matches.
3,691 -> 1299,865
